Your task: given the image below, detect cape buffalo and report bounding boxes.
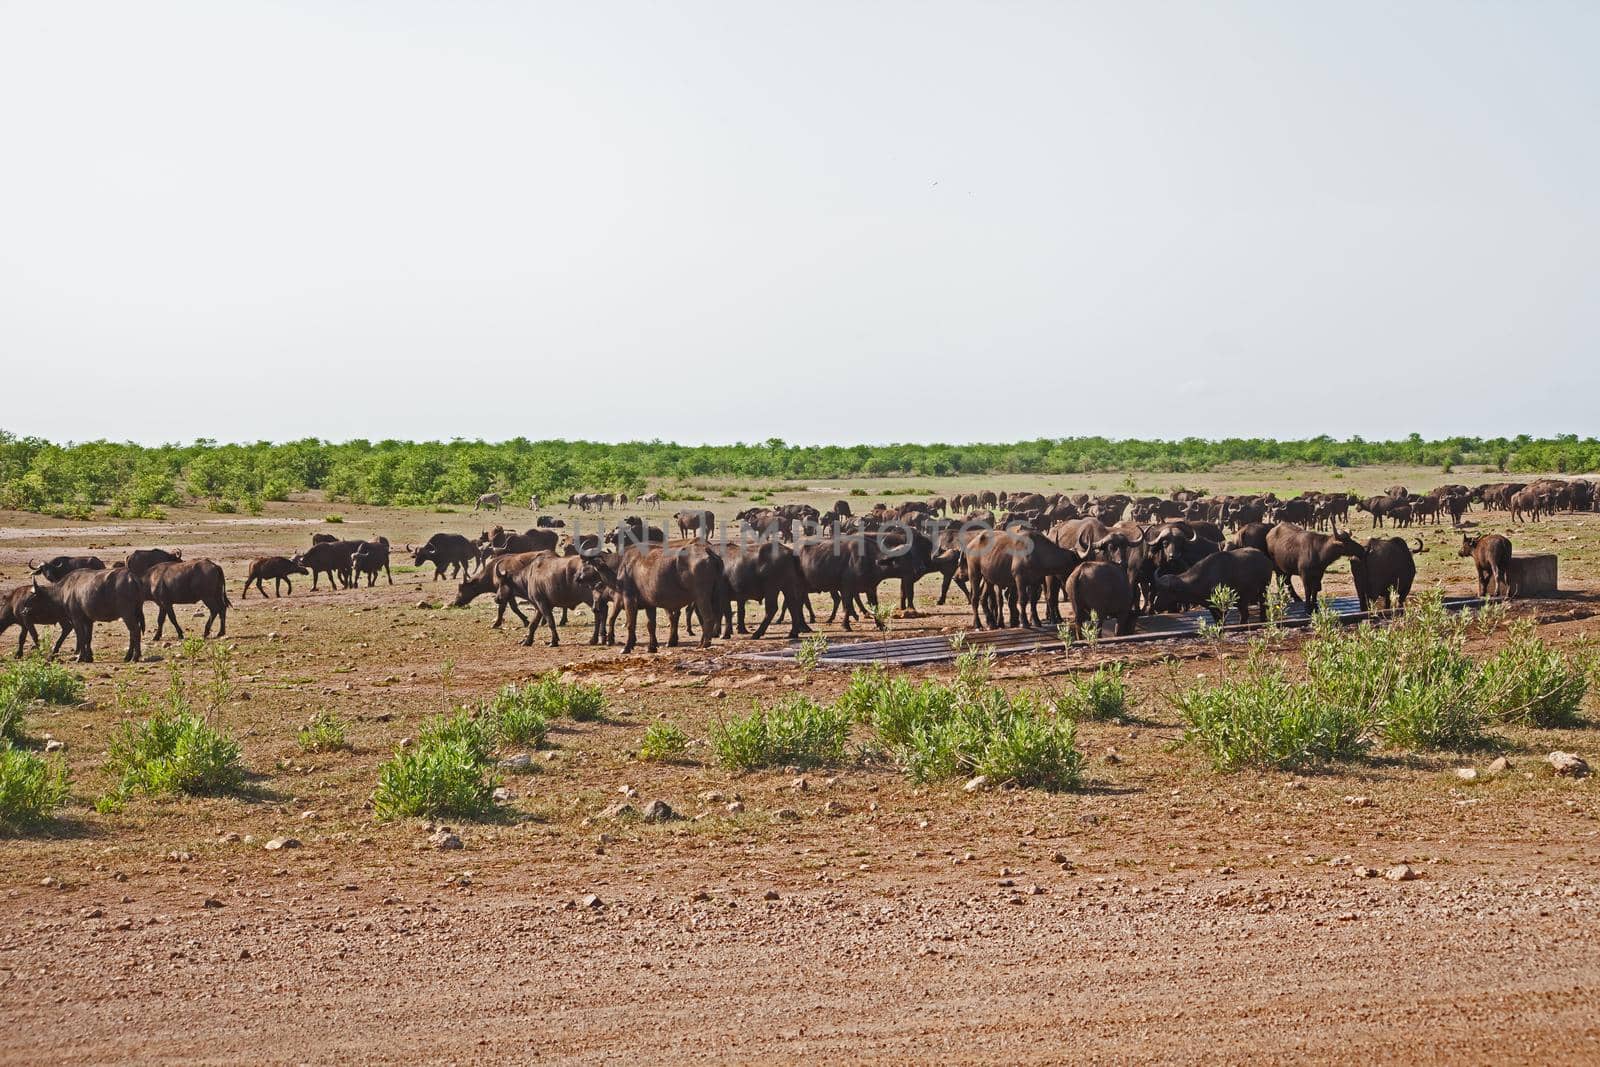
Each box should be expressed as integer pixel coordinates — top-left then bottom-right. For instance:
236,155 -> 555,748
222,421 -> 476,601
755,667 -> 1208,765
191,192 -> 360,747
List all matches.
409,533 -> 476,581
29,556 -> 106,582
588,543 -> 724,652
299,539 -> 363,590
1063,562 -> 1136,639
1460,533 -> 1513,598
1,584 -> 69,658
1151,548 -> 1275,623
142,559 -> 229,640
124,548 -> 182,575
22,569 -> 146,662
713,541 -> 811,640
351,536 -> 393,586
1351,536 -> 1422,614
242,556 -> 309,598
1264,525 -> 1366,607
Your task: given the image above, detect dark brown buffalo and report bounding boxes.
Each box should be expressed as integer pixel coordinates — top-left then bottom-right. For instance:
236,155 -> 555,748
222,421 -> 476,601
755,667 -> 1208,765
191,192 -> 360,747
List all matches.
793,537 -> 886,632
588,543 -> 724,652
714,541 -> 811,640
675,509 -> 714,540
408,533 -> 476,581
1264,525 -> 1366,606
1509,490 -> 1542,523
1352,536 -> 1422,613
350,536 -> 393,586
1151,548 -> 1275,623
1063,562 -> 1135,638
1355,496 -> 1403,528
124,548 -> 183,575
310,533 -> 340,545
299,539 -> 363,589
29,555 -> 106,582
965,528 -> 1079,629
21,569 -> 146,662
1460,533 -> 1513,597
1,583 -> 69,657
143,559 -> 229,639
452,551 -> 543,629
504,553 -> 610,647
1229,522 -> 1274,554
1270,499 -> 1313,526
241,556 -> 309,598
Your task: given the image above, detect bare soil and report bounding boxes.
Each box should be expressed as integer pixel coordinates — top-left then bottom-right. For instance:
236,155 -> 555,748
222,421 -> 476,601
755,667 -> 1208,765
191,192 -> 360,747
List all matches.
4,464 -> 1600,1064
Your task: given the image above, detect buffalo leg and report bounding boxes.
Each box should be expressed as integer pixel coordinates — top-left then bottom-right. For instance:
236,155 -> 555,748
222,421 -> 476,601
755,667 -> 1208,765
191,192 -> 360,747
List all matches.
667,610 -> 681,648
76,622 -> 94,663
124,613 -> 142,662
751,593 -> 778,639
52,624 -> 73,658
541,596 -> 561,646
646,608 -> 660,653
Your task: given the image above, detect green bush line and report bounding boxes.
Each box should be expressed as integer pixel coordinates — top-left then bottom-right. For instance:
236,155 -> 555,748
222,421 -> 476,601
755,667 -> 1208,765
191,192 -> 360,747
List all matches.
2,430 -> 1590,512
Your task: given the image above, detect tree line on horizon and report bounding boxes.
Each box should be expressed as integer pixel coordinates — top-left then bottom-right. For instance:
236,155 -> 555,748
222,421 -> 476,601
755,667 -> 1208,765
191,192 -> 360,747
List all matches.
1,430 -> 1595,518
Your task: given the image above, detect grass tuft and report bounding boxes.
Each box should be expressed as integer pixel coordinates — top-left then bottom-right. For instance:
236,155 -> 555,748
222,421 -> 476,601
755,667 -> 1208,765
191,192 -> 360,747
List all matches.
709,697 -> 852,770
638,722 -> 690,762
0,742 -> 70,830
296,712 -> 349,753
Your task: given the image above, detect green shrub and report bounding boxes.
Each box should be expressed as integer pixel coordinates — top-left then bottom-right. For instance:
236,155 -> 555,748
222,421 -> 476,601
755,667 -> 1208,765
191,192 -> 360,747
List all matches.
1176,655 -> 1371,771
1055,663 -> 1128,722
795,634 -> 829,672
323,514 -> 344,523
1479,623 -> 1591,728
482,685 -> 551,748
0,743 -> 70,830
1,653 -> 84,707
418,709 -> 495,764
709,697 -> 852,770
638,722 -> 690,761
509,672 -> 606,722
971,698 -> 1084,790
103,708 -> 244,800
296,712 -> 349,753
372,736 -> 499,820
1305,595 -> 1485,750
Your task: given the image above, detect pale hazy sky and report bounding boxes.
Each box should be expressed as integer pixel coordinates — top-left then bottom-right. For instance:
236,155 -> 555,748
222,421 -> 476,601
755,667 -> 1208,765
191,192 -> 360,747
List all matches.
2,1 -> 1596,446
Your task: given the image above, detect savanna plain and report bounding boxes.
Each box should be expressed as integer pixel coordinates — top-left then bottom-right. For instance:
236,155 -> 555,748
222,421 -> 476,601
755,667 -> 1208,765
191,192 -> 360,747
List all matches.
3,463 -> 1600,1064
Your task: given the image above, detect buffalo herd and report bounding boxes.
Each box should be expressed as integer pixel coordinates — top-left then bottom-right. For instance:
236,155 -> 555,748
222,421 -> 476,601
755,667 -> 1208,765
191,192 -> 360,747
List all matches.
1,476 -> 1569,662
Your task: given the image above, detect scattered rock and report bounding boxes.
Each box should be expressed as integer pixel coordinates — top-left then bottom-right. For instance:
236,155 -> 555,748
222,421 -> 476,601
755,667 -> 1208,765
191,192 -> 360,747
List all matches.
492,787 -> 512,803
81,907 -> 103,919
217,832 -> 241,844
43,739 -> 65,753
299,810 -> 319,820
763,889 -> 780,901
1027,884 -> 1044,896
1355,866 -> 1379,879
601,802 -> 639,820
428,831 -> 463,851
1454,767 -> 1478,782
1549,752 -> 1590,778
726,801 -> 745,815
1103,748 -> 1122,764
1385,864 -> 1418,882
618,784 -> 638,799
698,790 -> 725,804
415,600 -> 435,610
1487,756 -> 1511,775
963,775 -> 990,793
791,777 -> 808,792
820,800 -> 848,818
1077,813 -> 1101,827
689,889 -> 711,903
498,754 -> 532,772
580,893 -> 602,909
201,897 -> 223,909
1343,795 -> 1373,808
641,799 -> 676,823
771,808 -> 800,823
264,837 -> 300,851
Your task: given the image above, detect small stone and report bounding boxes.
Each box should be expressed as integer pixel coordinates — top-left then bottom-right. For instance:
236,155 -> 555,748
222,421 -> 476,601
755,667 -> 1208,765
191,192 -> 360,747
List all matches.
1486,756 -> 1511,775
698,790 -> 725,804
299,810 -> 319,820
1548,751 -> 1590,778
1218,866 -> 1236,875
1077,813 -> 1101,827
1343,795 -> 1373,808
1355,866 -> 1379,878
217,832 -> 241,844
428,831 -> 463,851
689,889 -> 711,902
726,801 -> 745,815
791,777 -> 808,792
763,889 -> 780,901
1103,748 -> 1121,764
820,799 -> 848,817
492,787 -> 511,803
580,893 -> 602,909
81,907 -> 103,919
264,837 -> 300,851
963,775 -> 990,792
43,739 -> 65,753
415,600 -> 434,609
1027,884 -> 1044,896
771,808 -> 800,823
497,754 -> 531,772
1454,767 -> 1478,782
1284,778 -> 1307,791
201,897 -> 223,909
601,802 -> 639,820
1385,864 -> 1418,882
641,799 -> 675,823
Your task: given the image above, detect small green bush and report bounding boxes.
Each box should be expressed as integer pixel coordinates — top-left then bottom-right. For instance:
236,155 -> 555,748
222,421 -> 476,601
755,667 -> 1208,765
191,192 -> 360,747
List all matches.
1479,623 -> 1591,728
971,699 -> 1084,790
513,672 -> 607,722
0,743 -> 70,830
372,736 -> 499,820
323,514 -> 344,523
638,722 -> 690,761
709,697 -> 852,770
103,708 -> 245,800
483,685 -> 550,748
1,654 -> 84,707
418,709 -> 495,765
1055,663 -> 1129,722
296,712 -> 349,753
1176,656 -> 1371,771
